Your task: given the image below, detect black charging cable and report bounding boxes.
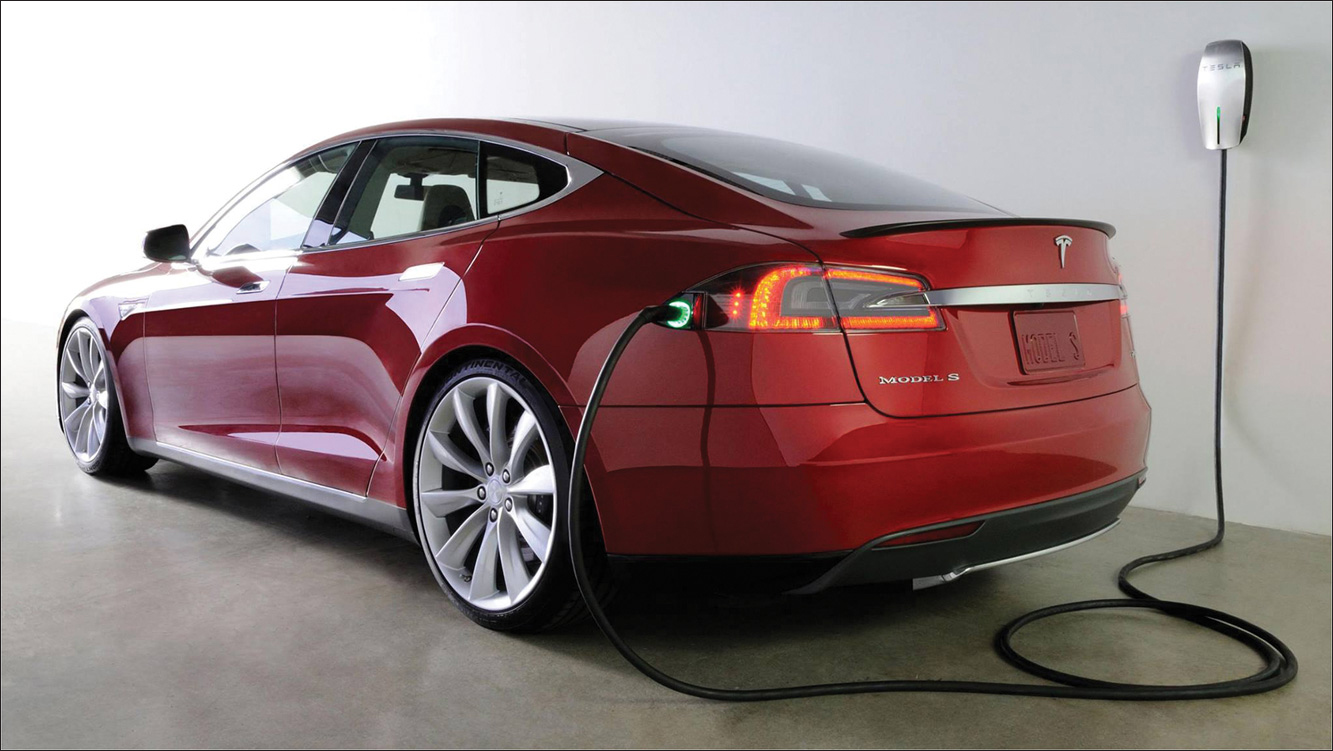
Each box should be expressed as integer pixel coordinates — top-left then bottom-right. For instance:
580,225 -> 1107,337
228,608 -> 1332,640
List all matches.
568,149 -> 1297,701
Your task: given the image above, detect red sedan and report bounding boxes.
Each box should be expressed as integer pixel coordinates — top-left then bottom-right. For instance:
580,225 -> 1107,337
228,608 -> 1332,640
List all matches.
58,119 -> 1149,631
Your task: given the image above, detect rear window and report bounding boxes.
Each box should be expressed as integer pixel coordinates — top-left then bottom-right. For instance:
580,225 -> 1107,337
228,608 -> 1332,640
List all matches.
483,143 -> 568,215
596,128 -> 1000,213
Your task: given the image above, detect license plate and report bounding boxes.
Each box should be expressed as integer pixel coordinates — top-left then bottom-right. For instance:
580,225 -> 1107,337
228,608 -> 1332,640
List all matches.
1013,310 -> 1085,373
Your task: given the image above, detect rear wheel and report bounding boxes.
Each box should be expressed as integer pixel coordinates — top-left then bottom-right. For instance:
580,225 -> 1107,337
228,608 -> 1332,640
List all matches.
412,359 -> 595,632
57,319 -> 156,475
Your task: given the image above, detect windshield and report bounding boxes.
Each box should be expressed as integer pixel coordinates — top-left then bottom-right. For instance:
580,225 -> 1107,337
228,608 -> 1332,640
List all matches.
594,128 -> 1002,213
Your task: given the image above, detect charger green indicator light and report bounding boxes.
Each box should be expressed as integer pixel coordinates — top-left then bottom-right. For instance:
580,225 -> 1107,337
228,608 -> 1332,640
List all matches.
663,298 -> 694,329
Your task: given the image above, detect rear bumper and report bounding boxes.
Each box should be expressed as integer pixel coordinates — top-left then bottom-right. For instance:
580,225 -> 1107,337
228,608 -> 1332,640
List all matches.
610,472 -> 1141,592
571,384 -> 1151,557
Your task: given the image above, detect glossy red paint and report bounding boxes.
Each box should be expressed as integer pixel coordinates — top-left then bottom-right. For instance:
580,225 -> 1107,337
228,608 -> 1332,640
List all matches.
63,118 -> 1150,560
142,254 -> 294,471
566,384 -> 1148,556
275,223 -> 495,494
362,172 -> 833,508
61,265 -> 164,442
808,225 -> 1138,417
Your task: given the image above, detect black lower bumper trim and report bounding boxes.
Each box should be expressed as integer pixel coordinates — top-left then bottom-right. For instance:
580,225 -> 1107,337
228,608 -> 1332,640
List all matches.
793,472 -> 1143,592
608,472 -> 1143,594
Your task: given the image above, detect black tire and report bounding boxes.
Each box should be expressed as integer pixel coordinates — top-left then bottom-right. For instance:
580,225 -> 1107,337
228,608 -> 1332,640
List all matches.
411,358 -> 611,632
59,318 -> 157,476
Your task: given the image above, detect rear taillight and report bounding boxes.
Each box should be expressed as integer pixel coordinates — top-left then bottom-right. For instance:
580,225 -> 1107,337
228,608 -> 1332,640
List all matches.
825,268 -> 943,331
747,265 -> 831,330
1112,258 -> 1129,317
678,263 -> 942,333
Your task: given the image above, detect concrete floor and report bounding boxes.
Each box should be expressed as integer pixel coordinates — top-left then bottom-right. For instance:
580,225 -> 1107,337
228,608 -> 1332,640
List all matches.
2,319 -> 1330,749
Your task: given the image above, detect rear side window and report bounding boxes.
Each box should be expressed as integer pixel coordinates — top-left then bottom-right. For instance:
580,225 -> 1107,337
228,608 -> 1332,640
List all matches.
595,128 -> 1000,213
197,145 -> 354,256
483,143 -> 568,215
331,137 -> 479,246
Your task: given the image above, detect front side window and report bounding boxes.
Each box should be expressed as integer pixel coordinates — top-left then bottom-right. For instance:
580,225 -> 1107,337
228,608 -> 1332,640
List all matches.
483,143 -> 567,215
594,128 -> 1002,213
197,145 -> 353,257
331,137 -> 479,246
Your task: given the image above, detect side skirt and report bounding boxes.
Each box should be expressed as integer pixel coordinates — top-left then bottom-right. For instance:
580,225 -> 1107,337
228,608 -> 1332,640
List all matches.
128,438 -> 417,542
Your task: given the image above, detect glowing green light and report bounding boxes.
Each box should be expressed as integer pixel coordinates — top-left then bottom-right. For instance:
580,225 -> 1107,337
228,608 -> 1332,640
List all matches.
664,298 -> 694,329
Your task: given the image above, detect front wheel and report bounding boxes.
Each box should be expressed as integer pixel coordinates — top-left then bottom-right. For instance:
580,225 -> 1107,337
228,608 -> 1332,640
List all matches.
57,318 -> 157,475
412,359 -> 593,632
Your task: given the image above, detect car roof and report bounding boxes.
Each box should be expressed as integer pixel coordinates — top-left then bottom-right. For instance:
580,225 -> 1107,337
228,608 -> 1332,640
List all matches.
297,117 -> 713,159
508,117 -> 686,133
295,118 -> 1006,239
296,118 -> 568,158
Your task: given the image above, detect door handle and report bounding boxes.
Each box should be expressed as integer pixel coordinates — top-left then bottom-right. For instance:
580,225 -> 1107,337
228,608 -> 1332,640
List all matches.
236,280 -> 269,294
399,262 -> 444,281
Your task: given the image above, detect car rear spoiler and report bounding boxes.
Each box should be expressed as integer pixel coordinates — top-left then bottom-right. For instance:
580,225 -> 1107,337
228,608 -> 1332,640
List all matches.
841,217 -> 1116,239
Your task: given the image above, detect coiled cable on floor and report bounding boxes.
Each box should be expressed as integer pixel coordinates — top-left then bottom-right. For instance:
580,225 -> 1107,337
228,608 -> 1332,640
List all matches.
567,148 -> 1297,701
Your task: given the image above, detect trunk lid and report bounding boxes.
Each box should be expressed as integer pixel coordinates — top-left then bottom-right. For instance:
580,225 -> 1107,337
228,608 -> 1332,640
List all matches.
801,223 -> 1138,417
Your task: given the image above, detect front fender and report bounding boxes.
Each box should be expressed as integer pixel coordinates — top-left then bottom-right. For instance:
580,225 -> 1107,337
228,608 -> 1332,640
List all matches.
58,264 -> 165,442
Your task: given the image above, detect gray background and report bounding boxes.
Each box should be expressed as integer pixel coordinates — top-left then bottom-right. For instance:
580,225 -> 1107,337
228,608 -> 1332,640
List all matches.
1,1 -> 1330,534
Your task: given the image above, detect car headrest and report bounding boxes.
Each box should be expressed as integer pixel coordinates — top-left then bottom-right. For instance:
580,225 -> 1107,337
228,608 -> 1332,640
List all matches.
420,184 -> 475,231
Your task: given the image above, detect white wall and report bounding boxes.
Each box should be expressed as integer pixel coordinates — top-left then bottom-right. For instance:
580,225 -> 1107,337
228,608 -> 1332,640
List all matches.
2,1 -> 1329,534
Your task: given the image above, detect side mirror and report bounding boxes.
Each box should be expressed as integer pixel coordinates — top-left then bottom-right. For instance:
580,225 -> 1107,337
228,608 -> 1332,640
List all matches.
143,224 -> 192,263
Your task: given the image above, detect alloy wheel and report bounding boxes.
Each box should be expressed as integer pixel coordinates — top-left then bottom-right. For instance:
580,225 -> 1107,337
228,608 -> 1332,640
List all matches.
417,376 -> 558,611
58,327 -> 110,463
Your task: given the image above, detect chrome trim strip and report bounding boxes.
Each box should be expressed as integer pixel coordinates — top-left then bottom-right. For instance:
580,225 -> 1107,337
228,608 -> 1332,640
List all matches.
128,438 -> 416,541
299,215 -> 499,255
878,283 -> 1122,308
929,519 -> 1119,585
301,130 -> 603,231
301,135 -> 603,255
189,130 -> 603,262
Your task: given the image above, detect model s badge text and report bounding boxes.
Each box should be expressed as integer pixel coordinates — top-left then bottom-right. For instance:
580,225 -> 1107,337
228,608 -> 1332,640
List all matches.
879,374 -> 961,384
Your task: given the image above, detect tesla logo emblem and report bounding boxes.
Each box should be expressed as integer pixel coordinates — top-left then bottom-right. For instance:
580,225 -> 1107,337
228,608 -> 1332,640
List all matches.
1054,235 -> 1073,268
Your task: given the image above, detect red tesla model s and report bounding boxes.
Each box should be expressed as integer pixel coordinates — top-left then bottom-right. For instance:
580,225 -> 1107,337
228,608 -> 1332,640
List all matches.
58,118 -> 1149,631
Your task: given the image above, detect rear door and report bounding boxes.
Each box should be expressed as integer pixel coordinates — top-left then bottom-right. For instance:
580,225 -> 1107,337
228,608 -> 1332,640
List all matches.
273,136 -> 495,494
144,144 -> 355,469
805,224 -> 1137,417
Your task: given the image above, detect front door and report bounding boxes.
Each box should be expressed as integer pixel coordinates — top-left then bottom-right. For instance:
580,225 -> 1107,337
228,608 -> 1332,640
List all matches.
144,144 -> 356,471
